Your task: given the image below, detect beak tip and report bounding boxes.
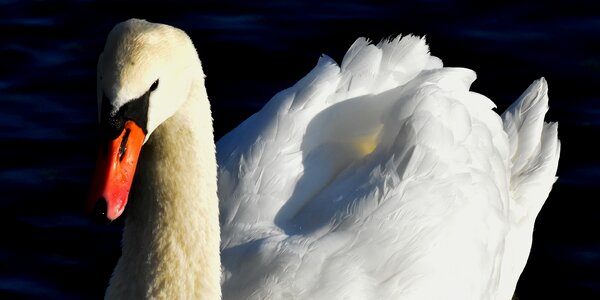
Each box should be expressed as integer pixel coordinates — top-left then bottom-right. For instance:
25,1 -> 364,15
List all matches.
89,197 -> 113,225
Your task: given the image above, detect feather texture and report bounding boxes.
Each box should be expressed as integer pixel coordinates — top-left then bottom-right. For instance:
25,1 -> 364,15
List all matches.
217,36 -> 559,299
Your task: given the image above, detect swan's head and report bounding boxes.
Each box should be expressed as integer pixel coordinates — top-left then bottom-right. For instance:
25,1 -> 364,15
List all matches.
87,19 -> 202,221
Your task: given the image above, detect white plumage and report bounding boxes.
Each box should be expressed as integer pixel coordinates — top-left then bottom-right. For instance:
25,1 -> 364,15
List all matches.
217,35 -> 559,300
96,19 -> 559,300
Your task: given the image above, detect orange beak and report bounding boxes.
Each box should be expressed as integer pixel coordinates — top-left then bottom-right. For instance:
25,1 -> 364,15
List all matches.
87,120 -> 145,222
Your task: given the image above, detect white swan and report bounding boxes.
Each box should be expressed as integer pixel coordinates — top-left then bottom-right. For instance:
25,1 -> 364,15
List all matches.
87,19 -> 560,300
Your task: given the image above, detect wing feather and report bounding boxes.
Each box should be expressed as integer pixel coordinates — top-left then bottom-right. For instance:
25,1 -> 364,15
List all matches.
218,36 -> 559,300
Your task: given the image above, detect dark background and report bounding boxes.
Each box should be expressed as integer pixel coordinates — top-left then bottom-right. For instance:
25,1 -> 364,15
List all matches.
1,0 -> 599,299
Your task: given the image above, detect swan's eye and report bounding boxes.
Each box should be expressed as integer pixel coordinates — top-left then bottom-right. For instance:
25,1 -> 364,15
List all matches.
149,79 -> 159,92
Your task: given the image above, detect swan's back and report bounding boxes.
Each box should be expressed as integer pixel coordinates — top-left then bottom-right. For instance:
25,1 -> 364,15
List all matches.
217,36 -> 559,299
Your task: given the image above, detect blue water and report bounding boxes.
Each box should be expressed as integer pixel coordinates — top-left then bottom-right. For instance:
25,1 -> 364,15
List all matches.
1,0 -> 599,299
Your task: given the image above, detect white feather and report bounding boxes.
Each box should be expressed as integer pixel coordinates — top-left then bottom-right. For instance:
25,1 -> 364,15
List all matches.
218,36 -> 560,299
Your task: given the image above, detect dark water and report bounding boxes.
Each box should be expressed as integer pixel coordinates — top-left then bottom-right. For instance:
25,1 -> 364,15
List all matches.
1,0 -> 599,299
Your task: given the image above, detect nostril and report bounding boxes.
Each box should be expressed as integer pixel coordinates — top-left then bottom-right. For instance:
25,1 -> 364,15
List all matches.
119,128 -> 131,161
91,198 -> 110,224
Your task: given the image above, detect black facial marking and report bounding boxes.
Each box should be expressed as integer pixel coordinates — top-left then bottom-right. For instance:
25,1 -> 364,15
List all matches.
149,79 -> 159,92
100,86 -> 153,140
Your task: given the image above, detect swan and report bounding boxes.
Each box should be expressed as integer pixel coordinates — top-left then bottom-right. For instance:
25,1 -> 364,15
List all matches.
87,19 -> 560,300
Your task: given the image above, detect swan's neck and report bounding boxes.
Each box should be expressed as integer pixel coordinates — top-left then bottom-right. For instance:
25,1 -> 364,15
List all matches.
106,74 -> 221,299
